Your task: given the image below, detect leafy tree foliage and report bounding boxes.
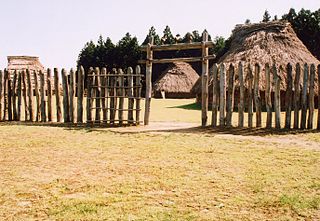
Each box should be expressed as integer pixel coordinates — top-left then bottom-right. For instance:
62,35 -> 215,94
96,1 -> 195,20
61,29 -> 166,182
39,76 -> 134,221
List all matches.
142,26 -> 161,45
282,8 -> 320,60
262,10 -> 271,22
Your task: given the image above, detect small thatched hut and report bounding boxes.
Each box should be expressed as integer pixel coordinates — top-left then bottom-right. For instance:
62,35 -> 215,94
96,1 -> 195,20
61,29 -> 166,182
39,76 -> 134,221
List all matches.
192,21 -> 320,108
153,62 -> 199,98
7,56 -> 44,73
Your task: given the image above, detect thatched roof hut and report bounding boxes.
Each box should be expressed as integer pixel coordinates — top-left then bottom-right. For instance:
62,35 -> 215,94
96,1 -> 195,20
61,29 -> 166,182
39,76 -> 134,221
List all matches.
153,62 -> 199,98
7,56 -> 44,73
192,21 -> 320,107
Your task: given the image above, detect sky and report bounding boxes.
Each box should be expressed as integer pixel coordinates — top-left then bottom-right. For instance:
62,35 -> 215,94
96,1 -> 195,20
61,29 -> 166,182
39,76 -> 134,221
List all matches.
0,0 -> 319,70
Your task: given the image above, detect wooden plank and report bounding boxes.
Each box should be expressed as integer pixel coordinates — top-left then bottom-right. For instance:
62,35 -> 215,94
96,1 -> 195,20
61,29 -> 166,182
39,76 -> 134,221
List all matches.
26,69 -> 33,121
95,67 -> 101,123
69,68 -> 75,123
127,67 -> 134,124
3,70 -> 8,121
254,63 -> 262,127
7,72 -> 12,121
77,66 -> 84,123
318,64 -> 320,130
135,65 -> 142,125
100,68 -> 107,123
211,64 -> 218,127
140,41 -> 214,51
144,37 -> 153,125
0,70 -> 2,121
47,68 -> 52,122
17,71 -> 22,121
12,71 -> 18,121
265,63 -> 272,128
273,64 -> 281,129
61,69 -> 70,123
40,71 -> 46,122
219,63 -> 226,126
247,64 -> 253,128
118,68 -> 124,125
33,71 -> 40,122
138,56 -> 216,64
21,70 -> 28,121
86,67 -> 93,124
307,64 -> 315,129
300,63 -> 309,129
226,64 -> 235,127
109,68 -> 117,124
285,63 -> 293,129
293,63 -> 301,129
54,68 -> 62,122
238,62 -> 244,127
201,31 -> 209,127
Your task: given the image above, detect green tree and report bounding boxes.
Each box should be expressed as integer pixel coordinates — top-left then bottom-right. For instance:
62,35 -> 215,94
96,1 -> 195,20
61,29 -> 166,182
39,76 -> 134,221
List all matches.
161,25 -> 175,44
262,10 -> 271,22
115,33 -> 141,69
142,26 -> 161,45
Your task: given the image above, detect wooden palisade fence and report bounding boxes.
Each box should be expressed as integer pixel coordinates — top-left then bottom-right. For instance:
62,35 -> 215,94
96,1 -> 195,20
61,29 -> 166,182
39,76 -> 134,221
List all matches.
0,66 -> 143,126
205,62 -> 320,130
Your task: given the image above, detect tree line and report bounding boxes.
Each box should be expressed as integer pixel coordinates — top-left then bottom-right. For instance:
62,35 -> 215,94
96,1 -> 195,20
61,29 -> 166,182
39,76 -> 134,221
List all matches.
77,7 -> 320,83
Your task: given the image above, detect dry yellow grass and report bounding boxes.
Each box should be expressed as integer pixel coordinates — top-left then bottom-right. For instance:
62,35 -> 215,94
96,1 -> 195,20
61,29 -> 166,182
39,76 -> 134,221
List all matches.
0,99 -> 319,220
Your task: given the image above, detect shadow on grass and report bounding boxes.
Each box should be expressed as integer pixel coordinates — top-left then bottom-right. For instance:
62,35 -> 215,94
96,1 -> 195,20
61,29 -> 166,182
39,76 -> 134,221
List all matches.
1,121 -> 320,137
167,102 -> 201,110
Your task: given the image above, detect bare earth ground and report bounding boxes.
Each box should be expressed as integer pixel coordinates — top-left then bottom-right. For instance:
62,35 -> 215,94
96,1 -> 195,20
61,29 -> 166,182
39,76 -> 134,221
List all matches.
0,99 -> 319,220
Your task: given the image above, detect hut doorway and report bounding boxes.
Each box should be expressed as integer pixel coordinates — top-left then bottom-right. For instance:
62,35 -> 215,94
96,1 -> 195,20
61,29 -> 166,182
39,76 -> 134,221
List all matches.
140,31 -> 215,126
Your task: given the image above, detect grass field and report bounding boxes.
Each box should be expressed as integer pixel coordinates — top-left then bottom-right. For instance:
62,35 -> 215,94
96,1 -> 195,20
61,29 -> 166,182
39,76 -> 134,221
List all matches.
0,99 -> 319,220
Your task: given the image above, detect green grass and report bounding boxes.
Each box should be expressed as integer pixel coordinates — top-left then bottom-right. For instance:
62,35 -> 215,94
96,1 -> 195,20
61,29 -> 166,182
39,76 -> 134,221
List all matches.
0,99 -> 319,220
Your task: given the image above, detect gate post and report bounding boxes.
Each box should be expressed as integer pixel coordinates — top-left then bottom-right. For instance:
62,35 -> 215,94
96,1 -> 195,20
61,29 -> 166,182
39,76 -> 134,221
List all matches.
201,31 -> 209,127
144,37 -> 153,125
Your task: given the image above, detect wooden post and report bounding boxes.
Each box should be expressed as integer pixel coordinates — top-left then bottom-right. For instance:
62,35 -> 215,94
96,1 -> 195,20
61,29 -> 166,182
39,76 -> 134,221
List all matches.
101,68 -> 107,123
247,64 -> 253,128
285,63 -> 293,129
265,63 -> 272,128
12,71 -> 18,121
118,68 -> 124,125
7,72 -> 12,121
201,31 -> 209,127
0,70 -> 2,121
22,70 -> 28,121
318,64 -> 320,130
211,64 -> 218,127
95,67 -> 101,123
47,68 -> 52,122
17,71 -> 22,121
69,68 -> 75,123
109,68 -> 117,124
226,64 -> 235,127
135,66 -> 142,125
307,64 -> 315,129
3,70 -> 8,121
300,63 -> 309,129
86,68 -> 93,124
61,69 -> 70,123
26,69 -> 33,121
77,66 -> 84,123
34,71 -> 40,122
40,71 -> 46,122
254,63 -> 262,127
127,67 -> 134,124
238,62 -> 244,127
219,63 -> 226,126
273,64 -> 281,129
293,63 -> 301,129
54,68 -> 62,122
144,37 -> 153,125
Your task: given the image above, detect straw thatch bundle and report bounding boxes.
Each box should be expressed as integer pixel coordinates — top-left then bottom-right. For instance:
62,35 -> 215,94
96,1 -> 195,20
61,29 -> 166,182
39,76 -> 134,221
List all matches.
192,21 -> 320,96
153,62 -> 199,98
7,56 -> 44,73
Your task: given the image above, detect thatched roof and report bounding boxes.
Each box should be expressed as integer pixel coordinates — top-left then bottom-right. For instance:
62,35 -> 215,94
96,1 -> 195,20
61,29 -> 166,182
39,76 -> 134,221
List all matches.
153,62 -> 199,94
7,56 -> 44,72
192,21 -> 320,94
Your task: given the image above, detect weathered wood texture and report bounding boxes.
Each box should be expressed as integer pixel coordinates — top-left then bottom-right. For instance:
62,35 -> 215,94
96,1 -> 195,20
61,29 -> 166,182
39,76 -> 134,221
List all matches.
273,65 -> 281,129
47,68 -> 52,122
33,71 -> 40,122
54,68 -> 62,122
26,69 -> 33,121
61,69 -> 70,123
307,64 -> 315,129
226,64 -> 235,127
265,63 -> 272,128
219,63 -> 226,126
247,65 -> 253,128
254,64 -> 262,127
285,63 -> 293,129
300,64 -> 309,129
69,69 -> 75,123
293,64 -> 301,129
40,71 -> 46,122
144,38 -> 153,125
238,62 -> 244,127
77,66 -> 84,123
201,31 -> 209,127
211,64 -> 219,127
